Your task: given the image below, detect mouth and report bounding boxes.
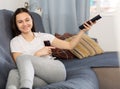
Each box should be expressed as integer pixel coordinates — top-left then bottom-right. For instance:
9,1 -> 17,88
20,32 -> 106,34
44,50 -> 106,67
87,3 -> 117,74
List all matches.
23,25 -> 31,30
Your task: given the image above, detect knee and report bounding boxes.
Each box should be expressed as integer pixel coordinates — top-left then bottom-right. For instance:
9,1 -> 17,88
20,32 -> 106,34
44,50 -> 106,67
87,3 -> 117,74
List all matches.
16,55 -> 32,63
44,60 -> 66,83
55,60 -> 67,80
16,55 -> 30,60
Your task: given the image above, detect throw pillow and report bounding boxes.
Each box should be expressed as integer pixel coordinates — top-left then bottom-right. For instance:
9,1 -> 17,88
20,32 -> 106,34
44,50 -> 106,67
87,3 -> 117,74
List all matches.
52,33 -> 76,59
65,34 -> 104,59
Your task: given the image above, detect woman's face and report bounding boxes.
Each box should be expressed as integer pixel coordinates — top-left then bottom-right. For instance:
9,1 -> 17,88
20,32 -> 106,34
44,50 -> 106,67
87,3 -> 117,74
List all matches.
16,12 -> 33,34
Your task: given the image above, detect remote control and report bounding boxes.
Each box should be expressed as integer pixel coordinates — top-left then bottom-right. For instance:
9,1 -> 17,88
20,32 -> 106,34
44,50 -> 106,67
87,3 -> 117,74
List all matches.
44,40 -> 51,46
79,14 -> 102,30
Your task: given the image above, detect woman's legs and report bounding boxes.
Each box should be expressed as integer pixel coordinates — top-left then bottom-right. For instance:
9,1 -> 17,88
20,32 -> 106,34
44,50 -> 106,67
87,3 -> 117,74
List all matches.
15,55 -> 66,88
33,76 -> 47,88
30,56 -> 66,83
16,55 -> 34,89
6,69 -> 48,89
6,69 -> 19,89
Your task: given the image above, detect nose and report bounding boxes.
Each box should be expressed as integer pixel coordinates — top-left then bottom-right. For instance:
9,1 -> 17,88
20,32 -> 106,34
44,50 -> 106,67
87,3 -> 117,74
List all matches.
23,21 -> 27,26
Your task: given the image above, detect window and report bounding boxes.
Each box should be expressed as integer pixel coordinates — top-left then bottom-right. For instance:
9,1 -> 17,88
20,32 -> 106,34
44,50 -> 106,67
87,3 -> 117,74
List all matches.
90,0 -> 119,14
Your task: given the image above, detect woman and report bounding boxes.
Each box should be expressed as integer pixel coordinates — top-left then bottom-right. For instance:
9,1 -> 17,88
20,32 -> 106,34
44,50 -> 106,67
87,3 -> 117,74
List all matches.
6,7 -> 94,89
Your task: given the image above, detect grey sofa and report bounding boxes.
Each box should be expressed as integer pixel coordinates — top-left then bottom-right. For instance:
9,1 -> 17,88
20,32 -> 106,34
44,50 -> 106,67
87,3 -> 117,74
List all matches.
0,9 -> 119,89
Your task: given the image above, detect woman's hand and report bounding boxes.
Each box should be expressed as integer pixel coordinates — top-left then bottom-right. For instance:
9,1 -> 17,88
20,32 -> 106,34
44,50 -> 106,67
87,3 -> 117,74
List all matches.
34,46 -> 55,57
82,21 -> 96,32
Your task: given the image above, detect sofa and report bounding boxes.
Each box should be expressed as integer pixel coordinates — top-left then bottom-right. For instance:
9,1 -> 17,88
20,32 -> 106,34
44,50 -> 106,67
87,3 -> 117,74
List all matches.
0,9 -> 119,89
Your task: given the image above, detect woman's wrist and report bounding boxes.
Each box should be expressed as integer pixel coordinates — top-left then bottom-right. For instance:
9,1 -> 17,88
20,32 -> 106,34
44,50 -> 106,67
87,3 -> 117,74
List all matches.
82,29 -> 88,33
79,29 -> 86,34
77,29 -> 88,36
34,51 -> 42,57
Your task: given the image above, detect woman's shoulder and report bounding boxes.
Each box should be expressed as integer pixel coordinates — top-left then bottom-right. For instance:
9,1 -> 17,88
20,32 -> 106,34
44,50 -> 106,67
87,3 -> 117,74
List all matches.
34,32 -> 55,42
11,35 -> 22,42
34,32 -> 53,37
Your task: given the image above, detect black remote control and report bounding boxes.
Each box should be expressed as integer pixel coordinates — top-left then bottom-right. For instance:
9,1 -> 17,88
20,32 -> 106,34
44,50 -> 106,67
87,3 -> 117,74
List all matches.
44,40 -> 51,46
79,14 -> 102,30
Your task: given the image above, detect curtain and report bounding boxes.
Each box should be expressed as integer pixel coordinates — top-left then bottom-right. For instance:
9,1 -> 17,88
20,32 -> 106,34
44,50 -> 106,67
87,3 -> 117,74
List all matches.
29,0 -> 90,34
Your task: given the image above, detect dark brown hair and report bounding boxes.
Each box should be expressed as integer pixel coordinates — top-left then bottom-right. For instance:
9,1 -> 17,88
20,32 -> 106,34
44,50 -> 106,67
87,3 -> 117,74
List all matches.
11,7 -> 35,37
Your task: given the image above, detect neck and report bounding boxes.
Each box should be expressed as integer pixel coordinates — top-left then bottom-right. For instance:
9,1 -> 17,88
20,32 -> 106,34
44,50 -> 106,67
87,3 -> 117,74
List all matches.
21,32 -> 35,42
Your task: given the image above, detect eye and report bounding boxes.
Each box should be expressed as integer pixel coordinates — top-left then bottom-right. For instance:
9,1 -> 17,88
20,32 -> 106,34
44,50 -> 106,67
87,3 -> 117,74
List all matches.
25,17 -> 31,22
26,19 -> 30,22
17,20 -> 22,23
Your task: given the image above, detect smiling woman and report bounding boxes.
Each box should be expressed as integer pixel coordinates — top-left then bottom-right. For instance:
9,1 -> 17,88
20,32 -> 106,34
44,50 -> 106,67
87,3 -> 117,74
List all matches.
5,7 -> 95,89
16,13 -> 33,35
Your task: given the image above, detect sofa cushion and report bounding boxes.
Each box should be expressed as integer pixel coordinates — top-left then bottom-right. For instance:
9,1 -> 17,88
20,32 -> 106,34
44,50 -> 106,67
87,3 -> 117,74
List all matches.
0,10 -> 13,50
66,34 -> 104,59
0,47 -> 16,89
31,12 -> 45,33
0,9 -> 16,89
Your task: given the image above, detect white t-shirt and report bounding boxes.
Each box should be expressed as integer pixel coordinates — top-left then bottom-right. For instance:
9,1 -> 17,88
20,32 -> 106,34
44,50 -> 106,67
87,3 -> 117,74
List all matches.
10,32 -> 55,57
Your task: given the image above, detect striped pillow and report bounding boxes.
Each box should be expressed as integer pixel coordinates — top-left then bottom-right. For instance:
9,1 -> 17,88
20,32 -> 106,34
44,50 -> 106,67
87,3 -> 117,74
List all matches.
66,34 -> 104,59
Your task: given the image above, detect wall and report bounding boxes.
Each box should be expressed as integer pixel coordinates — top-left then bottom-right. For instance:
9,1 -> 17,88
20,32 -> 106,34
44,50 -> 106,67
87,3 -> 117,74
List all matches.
0,0 -> 28,11
89,13 -> 119,52
114,4 -> 120,52
89,1 -> 120,52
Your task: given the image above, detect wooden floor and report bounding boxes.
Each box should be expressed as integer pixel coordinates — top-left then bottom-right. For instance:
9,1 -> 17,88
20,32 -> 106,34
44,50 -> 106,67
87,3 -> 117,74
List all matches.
93,67 -> 120,89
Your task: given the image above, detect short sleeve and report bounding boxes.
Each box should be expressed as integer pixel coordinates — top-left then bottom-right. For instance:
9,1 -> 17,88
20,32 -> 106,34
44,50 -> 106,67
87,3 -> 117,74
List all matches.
10,38 -> 22,53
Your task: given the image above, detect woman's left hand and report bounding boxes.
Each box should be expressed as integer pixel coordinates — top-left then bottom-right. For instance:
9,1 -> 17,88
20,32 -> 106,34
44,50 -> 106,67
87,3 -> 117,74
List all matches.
82,21 -> 96,32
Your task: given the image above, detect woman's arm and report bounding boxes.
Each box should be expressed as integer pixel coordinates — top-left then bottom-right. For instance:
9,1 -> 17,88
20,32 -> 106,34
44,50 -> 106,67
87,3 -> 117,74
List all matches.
51,21 -> 94,50
34,46 -> 55,57
51,30 -> 85,50
12,46 -> 55,60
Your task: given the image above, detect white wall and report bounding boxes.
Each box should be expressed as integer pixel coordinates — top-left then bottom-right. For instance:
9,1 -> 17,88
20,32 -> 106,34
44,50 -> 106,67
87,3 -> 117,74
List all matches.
89,12 -> 120,52
114,3 -> 120,52
89,1 -> 120,52
0,0 -> 28,11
